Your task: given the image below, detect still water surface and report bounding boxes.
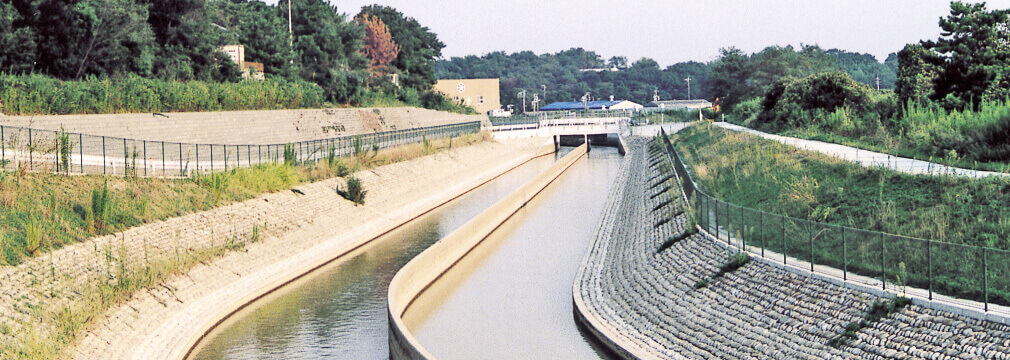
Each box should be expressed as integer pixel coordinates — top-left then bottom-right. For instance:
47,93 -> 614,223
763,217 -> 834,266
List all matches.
190,152 -> 556,360
405,146 -> 623,359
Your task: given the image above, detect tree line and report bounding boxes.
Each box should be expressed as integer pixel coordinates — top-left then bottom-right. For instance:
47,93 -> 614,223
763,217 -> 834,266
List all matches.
435,46 -> 897,112
0,0 -> 455,109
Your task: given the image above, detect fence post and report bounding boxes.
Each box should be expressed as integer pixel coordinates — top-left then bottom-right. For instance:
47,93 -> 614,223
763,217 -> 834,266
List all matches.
196,144 -> 200,174
740,205 -> 745,251
124,138 -> 128,176
881,232 -> 886,291
162,142 -> 166,176
983,248 -> 989,312
210,144 -> 214,172
760,211 -> 765,258
79,134 -> 84,174
102,136 -> 106,175
180,143 -> 184,177
259,145 -> 262,165
782,217 -> 787,265
28,128 -> 32,171
809,221 -> 814,272
927,239 -> 932,301
1,126 -> 4,165
842,227 -> 847,281
143,140 -> 147,177
715,199 -> 720,241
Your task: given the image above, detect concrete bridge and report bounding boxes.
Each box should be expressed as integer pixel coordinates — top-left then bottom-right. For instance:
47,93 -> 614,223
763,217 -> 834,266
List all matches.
490,117 -> 630,152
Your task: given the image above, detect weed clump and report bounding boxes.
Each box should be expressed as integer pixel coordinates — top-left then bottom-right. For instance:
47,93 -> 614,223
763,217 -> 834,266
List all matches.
827,297 -> 911,348
337,176 -> 367,205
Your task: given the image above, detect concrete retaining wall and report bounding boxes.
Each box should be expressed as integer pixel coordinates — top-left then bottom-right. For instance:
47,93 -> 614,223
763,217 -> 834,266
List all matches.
387,144 -> 588,360
0,107 -> 488,145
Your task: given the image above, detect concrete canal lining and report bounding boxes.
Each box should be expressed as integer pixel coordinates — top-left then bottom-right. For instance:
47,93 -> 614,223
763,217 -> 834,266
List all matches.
387,144 -> 588,360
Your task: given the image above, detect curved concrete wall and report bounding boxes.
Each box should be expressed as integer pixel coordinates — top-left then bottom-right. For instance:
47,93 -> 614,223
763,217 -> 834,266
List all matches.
387,144 -> 589,360
164,143 -> 556,360
0,107 -> 488,145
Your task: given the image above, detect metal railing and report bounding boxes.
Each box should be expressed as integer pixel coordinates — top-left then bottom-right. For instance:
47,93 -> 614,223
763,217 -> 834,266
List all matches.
659,128 -> 1010,314
0,121 -> 481,178
489,109 -> 640,126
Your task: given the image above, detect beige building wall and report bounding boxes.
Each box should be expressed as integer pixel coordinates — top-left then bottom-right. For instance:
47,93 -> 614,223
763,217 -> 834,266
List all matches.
433,78 -> 502,114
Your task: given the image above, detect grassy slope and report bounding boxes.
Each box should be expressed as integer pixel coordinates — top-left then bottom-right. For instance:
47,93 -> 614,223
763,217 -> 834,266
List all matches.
0,132 -> 490,359
0,132 -> 489,266
674,123 -> 1010,250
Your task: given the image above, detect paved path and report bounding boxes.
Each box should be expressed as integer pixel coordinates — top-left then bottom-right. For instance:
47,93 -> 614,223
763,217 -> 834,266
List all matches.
713,122 -> 1008,178
0,137 -> 549,359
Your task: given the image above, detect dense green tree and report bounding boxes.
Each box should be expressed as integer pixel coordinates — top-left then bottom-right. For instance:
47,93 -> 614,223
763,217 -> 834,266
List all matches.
0,2 -> 36,74
826,49 -> 896,89
74,0 -> 154,78
706,47 -> 753,110
282,0 -> 368,102
925,1 -> 1010,108
144,0 -> 239,81
895,43 -> 943,107
357,5 -> 444,91
208,0 -> 296,79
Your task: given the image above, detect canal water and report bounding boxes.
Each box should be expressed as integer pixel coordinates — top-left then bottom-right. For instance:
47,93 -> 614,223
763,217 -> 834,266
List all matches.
190,152 -> 556,360
404,146 -> 623,359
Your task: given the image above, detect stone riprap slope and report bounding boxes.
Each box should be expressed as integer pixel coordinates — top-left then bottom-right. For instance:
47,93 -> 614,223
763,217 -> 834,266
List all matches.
0,107 -> 487,145
575,137 -> 1010,360
0,138 -> 546,359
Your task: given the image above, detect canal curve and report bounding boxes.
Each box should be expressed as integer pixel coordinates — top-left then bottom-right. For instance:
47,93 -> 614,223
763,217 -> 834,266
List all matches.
189,151 -> 557,360
400,146 -> 624,359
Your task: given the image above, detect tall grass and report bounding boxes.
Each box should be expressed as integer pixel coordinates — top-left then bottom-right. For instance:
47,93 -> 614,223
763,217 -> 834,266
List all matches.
0,131 -> 491,359
675,124 -> 1010,250
0,74 -> 326,115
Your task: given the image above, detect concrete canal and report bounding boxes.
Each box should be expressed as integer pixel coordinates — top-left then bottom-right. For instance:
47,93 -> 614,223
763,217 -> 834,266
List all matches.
189,152 -> 556,359
403,146 -> 623,359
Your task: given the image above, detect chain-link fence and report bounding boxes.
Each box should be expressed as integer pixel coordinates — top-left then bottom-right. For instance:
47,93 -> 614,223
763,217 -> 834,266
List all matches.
660,128 -> 1010,314
0,122 -> 481,178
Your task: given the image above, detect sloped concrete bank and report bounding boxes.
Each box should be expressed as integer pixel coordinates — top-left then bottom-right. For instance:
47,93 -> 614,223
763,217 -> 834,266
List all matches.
51,139 -> 551,360
574,137 -> 1010,359
387,144 -> 588,360
1,107 -> 487,145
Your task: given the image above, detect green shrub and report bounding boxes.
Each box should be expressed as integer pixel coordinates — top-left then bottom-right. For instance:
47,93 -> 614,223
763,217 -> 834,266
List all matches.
337,176 -> 367,205
283,143 -> 297,166
0,74 -> 325,115
90,182 -> 110,234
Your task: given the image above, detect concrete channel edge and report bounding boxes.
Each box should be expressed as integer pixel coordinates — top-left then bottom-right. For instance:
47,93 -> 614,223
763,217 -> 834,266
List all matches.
164,142 -> 557,360
386,144 -> 588,360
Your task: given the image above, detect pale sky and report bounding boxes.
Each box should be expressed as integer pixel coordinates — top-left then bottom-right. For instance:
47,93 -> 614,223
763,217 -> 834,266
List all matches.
269,0 -> 1010,66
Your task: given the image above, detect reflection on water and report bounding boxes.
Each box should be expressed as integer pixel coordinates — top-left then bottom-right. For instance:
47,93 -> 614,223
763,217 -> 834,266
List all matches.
406,147 -> 623,360
190,152 -> 555,360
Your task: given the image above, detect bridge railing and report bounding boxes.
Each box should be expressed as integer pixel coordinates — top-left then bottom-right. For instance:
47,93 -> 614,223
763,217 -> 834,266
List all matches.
0,121 -> 481,178
659,127 -> 1010,316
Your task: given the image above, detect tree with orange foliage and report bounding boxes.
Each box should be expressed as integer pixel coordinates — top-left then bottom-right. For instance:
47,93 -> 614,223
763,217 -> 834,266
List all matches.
357,15 -> 400,78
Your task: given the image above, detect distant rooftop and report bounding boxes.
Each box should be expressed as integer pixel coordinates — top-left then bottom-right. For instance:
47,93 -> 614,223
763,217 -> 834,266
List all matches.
646,100 -> 712,109
540,100 -> 626,111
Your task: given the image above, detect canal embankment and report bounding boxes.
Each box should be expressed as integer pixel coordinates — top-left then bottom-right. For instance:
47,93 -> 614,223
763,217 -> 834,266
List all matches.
574,137 -> 1010,359
387,144 -> 588,360
44,138 -> 552,360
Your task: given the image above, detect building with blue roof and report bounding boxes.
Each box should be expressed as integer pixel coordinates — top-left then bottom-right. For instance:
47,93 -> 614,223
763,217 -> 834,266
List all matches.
539,100 -> 643,112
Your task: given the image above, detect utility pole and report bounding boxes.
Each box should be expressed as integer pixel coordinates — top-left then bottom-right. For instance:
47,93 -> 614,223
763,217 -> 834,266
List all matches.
875,75 -> 881,91
685,76 -> 692,100
532,94 -> 540,113
542,85 -> 547,104
288,0 -> 294,48
582,92 -> 591,110
518,90 -> 527,114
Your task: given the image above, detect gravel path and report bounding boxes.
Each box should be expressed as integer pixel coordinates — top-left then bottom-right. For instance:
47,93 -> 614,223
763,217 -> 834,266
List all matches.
575,137 -> 1010,359
713,122 -> 1008,178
